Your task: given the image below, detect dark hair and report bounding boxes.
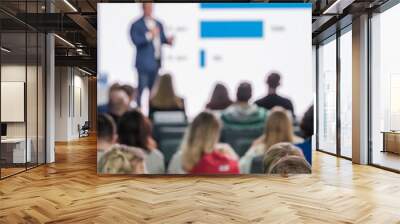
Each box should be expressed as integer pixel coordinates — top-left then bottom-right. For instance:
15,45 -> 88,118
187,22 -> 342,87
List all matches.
109,83 -> 121,93
108,83 -> 129,100
206,83 -> 232,110
117,110 -> 152,152
97,113 -> 116,142
120,85 -> 136,99
300,105 -> 314,138
236,82 -> 252,102
142,3 -> 152,9
266,72 -> 281,89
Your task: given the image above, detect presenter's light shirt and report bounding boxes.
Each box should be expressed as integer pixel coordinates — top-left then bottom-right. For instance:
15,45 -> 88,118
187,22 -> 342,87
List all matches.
144,17 -> 161,59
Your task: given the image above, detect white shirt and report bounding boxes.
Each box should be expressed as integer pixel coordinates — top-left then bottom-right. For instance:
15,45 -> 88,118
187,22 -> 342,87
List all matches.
144,17 -> 162,59
144,149 -> 165,174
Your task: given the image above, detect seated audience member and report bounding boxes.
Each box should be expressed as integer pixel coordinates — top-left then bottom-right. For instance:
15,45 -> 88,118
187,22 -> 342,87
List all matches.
262,143 -> 306,174
149,74 -> 185,119
121,84 -> 137,109
97,114 -> 118,162
168,111 -> 239,174
98,144 -> 146,174
221,82 -> 267,129
300,105 -> 313,139
98,83 -> 131,124
118,110 -> 165,174
295,105 -> 314,164
240,107 -> 300,174
268,156 -> 311,176
206,83 -> 233,111
255,72 -> 295,119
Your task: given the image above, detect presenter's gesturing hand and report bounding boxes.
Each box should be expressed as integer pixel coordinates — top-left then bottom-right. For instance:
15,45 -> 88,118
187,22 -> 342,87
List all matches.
167,36 -> 174,45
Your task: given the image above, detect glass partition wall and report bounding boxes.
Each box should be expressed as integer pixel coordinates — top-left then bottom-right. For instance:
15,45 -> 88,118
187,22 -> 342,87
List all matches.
0,2 -> 46,179
317,36 -> 337,155
370,3 -> 400,172
316,27 -> 352,159
339,28 -> 352,159
316,0 -> 400,172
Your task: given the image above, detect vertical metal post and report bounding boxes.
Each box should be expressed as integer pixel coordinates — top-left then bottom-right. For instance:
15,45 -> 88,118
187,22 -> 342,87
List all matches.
336,29 -> 341,157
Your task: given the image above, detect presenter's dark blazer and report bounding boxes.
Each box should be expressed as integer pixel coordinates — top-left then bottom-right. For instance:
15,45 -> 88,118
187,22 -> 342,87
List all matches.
130,17 -> 168,74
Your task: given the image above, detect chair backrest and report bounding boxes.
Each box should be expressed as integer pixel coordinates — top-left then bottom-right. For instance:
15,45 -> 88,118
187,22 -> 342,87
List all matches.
221,127 -> 263,157
82,121 -> 90,130
153,111 -> 186,124
153,124 -> 187,167
159,138 -> 182,167
250,155 -> 264,174
295,138 -> 312,165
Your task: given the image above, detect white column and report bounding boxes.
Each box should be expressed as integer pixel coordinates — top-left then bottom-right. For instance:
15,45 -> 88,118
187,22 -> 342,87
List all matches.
352,14 -> 369,164
45,0 -> 56,163
46,33 -> 55,163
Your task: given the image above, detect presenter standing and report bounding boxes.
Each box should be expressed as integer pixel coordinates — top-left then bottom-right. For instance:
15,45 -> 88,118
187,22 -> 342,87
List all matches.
130,3 -> 173,107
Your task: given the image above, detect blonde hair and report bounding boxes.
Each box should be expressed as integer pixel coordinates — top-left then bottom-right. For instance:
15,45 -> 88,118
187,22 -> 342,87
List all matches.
263,107 -> 294,151
181,111 -> 221,171
269,156 -> 311,176
98,144 -> 145,174
150,74 -> 183,109
263,143 -> 304,173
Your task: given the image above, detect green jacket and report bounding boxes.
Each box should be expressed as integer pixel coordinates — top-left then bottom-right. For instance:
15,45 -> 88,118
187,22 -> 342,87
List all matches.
221,104 -> 267,130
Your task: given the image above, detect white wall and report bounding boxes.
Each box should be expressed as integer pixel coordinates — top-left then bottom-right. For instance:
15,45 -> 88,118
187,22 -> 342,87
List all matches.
1,65 -> 41,137
55,67 -> 89,141
1,64 -> 46,164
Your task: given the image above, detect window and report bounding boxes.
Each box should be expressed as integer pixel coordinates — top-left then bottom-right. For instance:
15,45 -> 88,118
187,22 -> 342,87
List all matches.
339,29 -> 352,158
370,3 -> 400,171
317,36 -> 337,154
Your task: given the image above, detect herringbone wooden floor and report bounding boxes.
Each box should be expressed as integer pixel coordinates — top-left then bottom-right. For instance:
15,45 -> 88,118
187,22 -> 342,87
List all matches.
1,136 -> 400,223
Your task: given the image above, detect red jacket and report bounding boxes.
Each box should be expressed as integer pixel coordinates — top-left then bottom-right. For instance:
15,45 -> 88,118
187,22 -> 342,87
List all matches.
190,151 -> 239,174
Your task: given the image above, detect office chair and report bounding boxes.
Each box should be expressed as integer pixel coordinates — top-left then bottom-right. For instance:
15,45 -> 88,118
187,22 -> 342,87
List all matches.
153,125 -> 187,167
221,127 -> 263,157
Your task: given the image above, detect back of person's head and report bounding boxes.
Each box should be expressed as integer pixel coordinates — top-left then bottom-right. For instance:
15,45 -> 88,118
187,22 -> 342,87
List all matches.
97,113 -> 117,143
150,73 -> 183,108
109,83 -> 121,94
236,82 -> 252,103
268,156 -> 311,176
98,144 -> 146,174
263,142 -> 304,173
207,83 -> 232,110
300,105 -> 314,139
118,110 -> 152,152
263,107 -> 294,150
181,111 -> 221,171
121,84 -> 136,101
266,72 -> 281,89
108,83 -> 130,114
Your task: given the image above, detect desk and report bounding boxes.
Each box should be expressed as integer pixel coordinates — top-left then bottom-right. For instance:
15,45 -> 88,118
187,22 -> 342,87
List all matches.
1,138 -> 31,164
382,131 -> 400,154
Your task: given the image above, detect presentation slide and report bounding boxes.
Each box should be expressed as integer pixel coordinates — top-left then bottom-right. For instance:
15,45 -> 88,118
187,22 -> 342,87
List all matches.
98,3 -> 312,118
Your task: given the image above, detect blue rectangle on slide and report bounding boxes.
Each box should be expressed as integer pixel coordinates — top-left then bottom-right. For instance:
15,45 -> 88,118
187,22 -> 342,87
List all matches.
200,49 -> 206,68
200,21 -> 263,38
200,3 -> 312,9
